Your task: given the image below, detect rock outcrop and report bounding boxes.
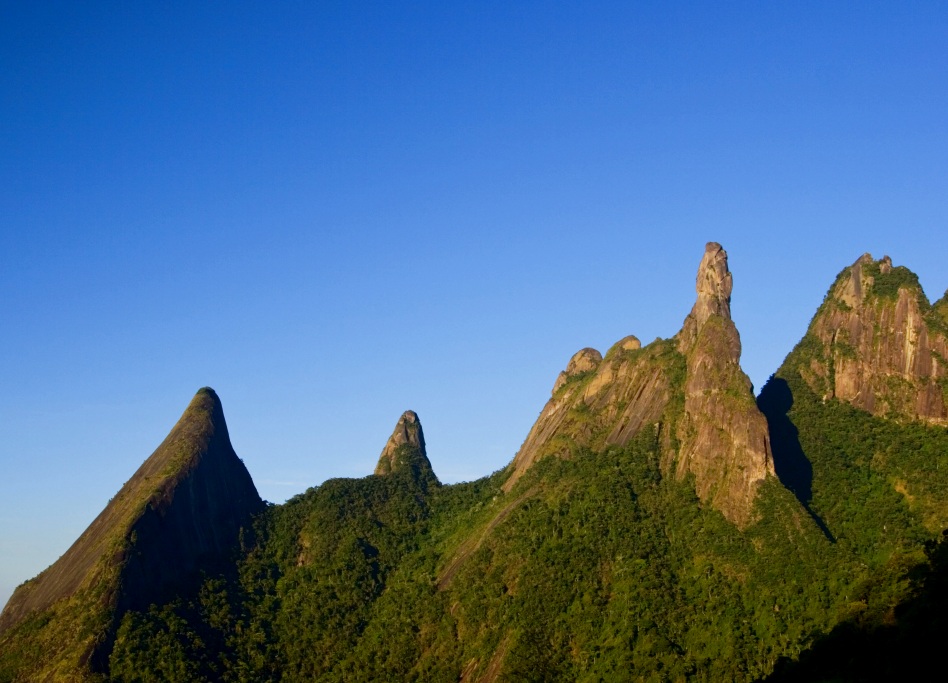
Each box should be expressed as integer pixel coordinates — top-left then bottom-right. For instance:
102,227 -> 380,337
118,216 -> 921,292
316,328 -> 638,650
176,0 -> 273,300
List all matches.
673,243 -> 774,525
0,388 -> 263,676
503,338 -> 676,493
505,243 -> 773,526
375,410 -> 439,488
794,254 -> 948,423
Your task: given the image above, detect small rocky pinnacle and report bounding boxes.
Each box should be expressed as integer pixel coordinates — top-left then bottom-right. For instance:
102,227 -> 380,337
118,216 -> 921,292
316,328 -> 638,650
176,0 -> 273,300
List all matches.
375,410 -> 427,475
552,348 -> 603,394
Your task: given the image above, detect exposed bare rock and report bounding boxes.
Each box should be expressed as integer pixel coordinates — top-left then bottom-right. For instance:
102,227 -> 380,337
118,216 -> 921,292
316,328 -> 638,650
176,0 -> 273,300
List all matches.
375,410 -> 439,486
614,335 -> 642,352
503,243 -> 773,526
795,254 -> 948,423
673,243 -> 774,526
566,347 -> 602,374
678,242 -> 733,347
503,338 -> 676,492
0,388 -> 263,675
552,348 -> 603,394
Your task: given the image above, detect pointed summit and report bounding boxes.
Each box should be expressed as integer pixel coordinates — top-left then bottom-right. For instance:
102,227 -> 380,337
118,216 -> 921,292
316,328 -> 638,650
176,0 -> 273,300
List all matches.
375,411 -> 438,485
0,388 -> 263,677
503,243 -> 772,525
679,242 -> 733,346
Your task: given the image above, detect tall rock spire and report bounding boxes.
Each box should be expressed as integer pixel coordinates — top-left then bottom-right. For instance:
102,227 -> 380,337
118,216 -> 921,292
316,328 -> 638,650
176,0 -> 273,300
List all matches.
674,243 -> 774,526
679,241 -> 733,343
503,242 -> 773,525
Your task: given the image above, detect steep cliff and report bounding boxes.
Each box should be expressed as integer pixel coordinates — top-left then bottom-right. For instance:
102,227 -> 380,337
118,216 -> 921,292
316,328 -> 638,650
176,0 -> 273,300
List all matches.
673,243 -> 774,526
504,243 -> 773,526
791,253 -> 948,423
502,338 -> 678,493
0,388 -> 263,680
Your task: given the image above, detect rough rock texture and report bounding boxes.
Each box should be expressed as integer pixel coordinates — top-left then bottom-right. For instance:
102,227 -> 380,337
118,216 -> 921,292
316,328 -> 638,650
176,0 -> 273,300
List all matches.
679,242 -> 733,342
504,338 -> 677,492
673,243 -> 774,526
795,254 -> 948,423
0,388 -> 263,674
552,348 -> 603,393
505,243 -> 773,526
375,410 -> 439,487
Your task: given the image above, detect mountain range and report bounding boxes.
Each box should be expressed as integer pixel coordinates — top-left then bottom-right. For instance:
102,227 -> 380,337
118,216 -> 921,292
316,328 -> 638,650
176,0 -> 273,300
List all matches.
2,242 -> 948,682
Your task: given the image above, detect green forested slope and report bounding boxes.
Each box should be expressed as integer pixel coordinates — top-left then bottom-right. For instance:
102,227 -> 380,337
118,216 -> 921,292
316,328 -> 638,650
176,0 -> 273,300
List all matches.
7,384 -> 948,682
101,290 -> 948,683
6,253 -> 948,682
102,420 -> 926,683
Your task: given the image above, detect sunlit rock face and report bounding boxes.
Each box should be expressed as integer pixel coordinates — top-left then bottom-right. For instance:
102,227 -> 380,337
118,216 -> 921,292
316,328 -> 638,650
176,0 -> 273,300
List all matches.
673,243 -> 774,527
505,242 -> 773,527
798,253 -> 948,424
374,410 -> 439,491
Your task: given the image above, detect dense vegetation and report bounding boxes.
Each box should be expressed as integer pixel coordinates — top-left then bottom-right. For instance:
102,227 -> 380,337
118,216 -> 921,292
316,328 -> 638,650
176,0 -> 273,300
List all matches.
5,264 -> 948,682
97,377 -> 948,682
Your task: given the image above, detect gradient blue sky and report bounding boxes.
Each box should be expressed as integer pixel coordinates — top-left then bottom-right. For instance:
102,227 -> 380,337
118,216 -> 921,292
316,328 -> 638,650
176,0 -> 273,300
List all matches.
2,2 -> 947,608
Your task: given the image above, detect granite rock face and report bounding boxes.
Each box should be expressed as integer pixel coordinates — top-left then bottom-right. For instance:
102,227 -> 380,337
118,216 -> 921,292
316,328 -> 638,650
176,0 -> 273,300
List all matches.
375,410 -> 439,487
679,242 -> 733,341
796,254 -> 948,423
0,388 -> 263,673
673,243 -> 774,526
505,243 -> 773,526
504,338 -> 675,493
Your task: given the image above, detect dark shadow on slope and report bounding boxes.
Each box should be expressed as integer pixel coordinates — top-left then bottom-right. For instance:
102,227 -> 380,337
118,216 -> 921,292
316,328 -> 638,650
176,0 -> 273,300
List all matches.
757,377 -> 834,542
759,531 -> 948,682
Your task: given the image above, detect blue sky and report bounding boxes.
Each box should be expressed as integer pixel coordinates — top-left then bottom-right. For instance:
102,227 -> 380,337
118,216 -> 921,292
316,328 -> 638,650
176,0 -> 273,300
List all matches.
2,2 -> 947,608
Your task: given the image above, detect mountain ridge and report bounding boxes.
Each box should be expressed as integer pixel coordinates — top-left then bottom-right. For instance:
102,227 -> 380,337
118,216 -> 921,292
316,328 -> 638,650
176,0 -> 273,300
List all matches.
3,245 -> 948,682
791,252 -> 948,423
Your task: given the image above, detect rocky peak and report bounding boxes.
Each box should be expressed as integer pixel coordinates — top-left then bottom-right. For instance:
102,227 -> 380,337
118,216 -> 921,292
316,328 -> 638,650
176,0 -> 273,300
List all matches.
673,243 -> 774,525
0,388 -> 263,674
503,244 -> 773,526
374,411 -> 438,485
679,242 -> 733,348
552,348 -> 603,394
797,253 -> 948,423
613,335 -> 642,352
504,336 -> 674,494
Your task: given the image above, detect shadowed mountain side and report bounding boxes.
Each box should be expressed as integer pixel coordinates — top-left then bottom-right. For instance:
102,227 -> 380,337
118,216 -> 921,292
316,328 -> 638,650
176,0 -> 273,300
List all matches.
0,388 -> 263,678
757,377 -> 813,504
757,376 -> 834,542
760,531 -> 948,682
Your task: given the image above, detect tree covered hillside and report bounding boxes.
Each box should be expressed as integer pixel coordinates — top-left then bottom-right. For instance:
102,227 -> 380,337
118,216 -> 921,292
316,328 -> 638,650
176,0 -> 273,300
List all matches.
3,249 -> 948,682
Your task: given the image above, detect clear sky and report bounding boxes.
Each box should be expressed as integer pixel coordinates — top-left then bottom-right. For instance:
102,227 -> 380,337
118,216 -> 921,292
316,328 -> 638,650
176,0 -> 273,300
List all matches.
2,2 -> 947,609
